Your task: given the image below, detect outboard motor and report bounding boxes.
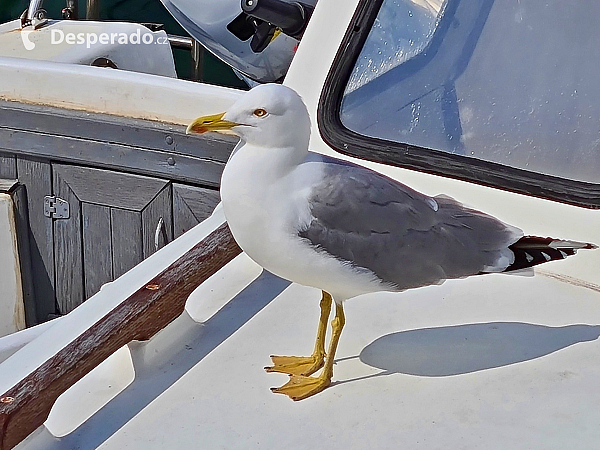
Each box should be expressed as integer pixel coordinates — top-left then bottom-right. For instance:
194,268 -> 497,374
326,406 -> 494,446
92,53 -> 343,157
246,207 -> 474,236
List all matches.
159,0 -> 317,82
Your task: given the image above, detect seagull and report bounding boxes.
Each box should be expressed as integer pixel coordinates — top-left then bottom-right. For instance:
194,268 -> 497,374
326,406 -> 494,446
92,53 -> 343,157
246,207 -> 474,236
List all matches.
186,83 -> 597,401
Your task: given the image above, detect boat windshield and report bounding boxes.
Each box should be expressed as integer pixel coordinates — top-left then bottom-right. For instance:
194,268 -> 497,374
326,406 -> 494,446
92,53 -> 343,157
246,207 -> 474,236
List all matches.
340,0 -> 600,184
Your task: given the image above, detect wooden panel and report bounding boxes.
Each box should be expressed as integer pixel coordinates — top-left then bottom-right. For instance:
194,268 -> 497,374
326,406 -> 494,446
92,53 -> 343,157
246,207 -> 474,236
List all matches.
0,223 -> 242,450
10,185 -> 36,326
16,159 -> 55,322
173,189 -> 199,239
174,184 -> 220,219
142,185 -> 173,258
53,168 -> 84,314
111,209 -> 143,279
173,184 -> 220,238
53,165 -> 168,211
0,153 -> 16,179
0,101 -> 235,163
1,128 -> 227,187
82,203 -> 113,299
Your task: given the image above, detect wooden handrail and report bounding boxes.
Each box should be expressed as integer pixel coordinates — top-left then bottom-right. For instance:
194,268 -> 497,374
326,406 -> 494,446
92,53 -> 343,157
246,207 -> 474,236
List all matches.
0,222 -> 241,450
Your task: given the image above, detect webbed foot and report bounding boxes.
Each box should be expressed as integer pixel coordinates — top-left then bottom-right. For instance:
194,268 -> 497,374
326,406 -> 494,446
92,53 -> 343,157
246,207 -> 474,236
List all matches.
265,354 -> 325,376
271,374 -> 331,401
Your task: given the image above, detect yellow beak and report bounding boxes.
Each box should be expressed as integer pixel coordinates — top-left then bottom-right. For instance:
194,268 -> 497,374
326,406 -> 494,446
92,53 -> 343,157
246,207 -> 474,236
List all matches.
185,112 -> 238,135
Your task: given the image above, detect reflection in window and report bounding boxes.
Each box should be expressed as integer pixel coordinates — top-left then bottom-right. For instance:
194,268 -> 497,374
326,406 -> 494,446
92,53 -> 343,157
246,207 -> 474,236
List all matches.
341,0 -> 600,183
345,0 -> 445,95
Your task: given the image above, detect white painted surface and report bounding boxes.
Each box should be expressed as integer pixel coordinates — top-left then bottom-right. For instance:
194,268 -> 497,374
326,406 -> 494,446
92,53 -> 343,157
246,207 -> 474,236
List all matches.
0,56 -> 243,126
0,194 -> 25,338
2,0 -> 600,447
0,317 -> 62,364
14,264 -> 600,449
0,19 -> 176,77
45,345 -> 136,438
84,277 -> 600,449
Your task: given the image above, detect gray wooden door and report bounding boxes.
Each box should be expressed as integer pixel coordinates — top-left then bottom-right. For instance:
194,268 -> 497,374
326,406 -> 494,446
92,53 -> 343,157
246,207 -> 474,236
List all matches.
1,101 -> 233,323
52,164 -> 173,313
16,159 -> 56,323
173,184 -> 220,238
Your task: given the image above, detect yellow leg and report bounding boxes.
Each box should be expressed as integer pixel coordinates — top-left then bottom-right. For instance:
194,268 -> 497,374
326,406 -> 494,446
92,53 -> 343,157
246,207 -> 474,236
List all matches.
265,291 -> 332,376
271,300 -> 345,401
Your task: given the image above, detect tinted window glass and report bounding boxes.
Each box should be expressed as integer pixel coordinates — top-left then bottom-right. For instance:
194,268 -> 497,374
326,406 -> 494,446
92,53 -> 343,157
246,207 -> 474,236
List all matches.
340,0 -> 600,183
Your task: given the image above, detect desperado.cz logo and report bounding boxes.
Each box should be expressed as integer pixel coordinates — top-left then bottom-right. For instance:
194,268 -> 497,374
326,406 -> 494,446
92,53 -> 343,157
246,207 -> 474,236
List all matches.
20,28 -> 36,50
20,28 -> 168,51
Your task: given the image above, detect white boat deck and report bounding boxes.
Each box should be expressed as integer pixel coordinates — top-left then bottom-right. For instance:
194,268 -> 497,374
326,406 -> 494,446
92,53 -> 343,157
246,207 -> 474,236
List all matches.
100,278 -> 600,450
8,208 -> 599,449
1,0 -> 598,445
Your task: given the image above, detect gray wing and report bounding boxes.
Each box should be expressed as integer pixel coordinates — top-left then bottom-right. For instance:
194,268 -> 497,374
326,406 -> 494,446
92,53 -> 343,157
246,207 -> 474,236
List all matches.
298,158 -> 522,291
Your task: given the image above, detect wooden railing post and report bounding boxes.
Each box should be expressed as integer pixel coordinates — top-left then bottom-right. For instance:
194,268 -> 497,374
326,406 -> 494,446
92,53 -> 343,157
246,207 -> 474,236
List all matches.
0,222 -> 241,450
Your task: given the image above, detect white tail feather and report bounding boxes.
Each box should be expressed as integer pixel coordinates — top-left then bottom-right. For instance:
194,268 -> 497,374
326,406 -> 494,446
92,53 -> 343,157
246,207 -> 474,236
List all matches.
549,240 -> 596,250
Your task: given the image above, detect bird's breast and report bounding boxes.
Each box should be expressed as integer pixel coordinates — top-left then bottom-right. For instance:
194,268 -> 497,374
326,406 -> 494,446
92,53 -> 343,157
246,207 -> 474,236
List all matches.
220,152 -> 383,300
220,149 -> 303,266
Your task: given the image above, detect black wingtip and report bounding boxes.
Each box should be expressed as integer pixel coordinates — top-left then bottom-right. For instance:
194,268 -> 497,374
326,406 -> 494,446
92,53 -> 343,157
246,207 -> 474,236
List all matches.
505,236 -> 596,272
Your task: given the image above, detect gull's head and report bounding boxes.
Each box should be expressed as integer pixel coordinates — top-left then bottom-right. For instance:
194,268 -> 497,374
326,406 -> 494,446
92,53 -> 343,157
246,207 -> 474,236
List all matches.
186,84 -> 311,150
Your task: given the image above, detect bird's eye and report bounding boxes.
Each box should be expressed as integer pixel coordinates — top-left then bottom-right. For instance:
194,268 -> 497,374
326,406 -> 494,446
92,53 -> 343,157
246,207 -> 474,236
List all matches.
253,108 -> 268,117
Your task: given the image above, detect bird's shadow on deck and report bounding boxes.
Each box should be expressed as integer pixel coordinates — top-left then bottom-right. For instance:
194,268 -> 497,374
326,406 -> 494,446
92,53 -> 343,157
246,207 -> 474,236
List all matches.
349,322 -> 600,379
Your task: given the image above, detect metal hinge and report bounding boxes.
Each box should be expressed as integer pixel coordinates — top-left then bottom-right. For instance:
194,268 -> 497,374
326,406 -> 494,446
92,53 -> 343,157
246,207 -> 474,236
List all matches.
44,196 -> 70,219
